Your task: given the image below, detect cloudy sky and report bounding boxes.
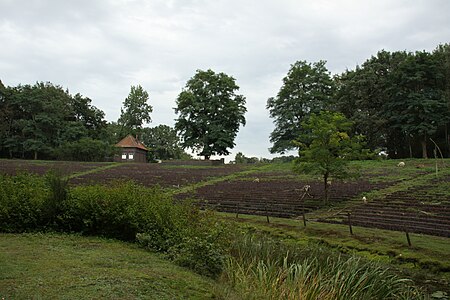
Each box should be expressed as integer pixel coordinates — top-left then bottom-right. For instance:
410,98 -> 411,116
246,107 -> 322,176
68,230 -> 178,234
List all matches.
1,0 -> 449,161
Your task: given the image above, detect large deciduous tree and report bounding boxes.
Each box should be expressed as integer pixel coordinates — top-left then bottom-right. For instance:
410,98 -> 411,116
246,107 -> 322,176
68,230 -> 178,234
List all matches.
386,51 -> 449,159
118,85 -> 153,137
267,60 -> 335,154
174,69 -> 246,159
294,111 -> 364,202
433,43 -> 450,156
334,50 -> 402,153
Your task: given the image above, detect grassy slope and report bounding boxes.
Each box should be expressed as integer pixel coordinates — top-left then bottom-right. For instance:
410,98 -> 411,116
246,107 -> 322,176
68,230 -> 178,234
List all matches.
219,213 -> 450,290
208,159 -> 450,293
0,233 -> 220,299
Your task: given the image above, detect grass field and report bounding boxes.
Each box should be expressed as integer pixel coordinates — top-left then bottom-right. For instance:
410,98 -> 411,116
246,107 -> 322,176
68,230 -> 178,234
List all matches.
0,233 -> 221,299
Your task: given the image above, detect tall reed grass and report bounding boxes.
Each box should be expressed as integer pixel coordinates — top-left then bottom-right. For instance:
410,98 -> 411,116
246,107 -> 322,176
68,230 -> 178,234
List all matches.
221,234 -> 426,300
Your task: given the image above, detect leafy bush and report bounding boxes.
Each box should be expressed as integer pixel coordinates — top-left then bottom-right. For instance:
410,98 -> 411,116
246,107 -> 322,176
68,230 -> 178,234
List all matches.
55,138 -> 114,161
0,173 -> 230,277
0,173 -> 48,232
164,215 -> 230,278
41,171 -> 70,228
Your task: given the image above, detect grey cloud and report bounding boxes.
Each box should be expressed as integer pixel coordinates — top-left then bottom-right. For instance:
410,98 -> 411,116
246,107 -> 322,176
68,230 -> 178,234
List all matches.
1,0 -> 449,161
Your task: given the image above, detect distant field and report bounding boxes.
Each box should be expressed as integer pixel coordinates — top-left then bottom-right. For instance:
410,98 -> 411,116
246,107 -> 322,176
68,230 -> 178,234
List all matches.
0,159 -> 112,176
70,163 -> 245,188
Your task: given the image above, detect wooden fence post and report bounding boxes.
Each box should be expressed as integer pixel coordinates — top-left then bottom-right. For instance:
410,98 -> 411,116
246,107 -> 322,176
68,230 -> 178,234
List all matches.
265,204 -> 270,223
302,211 -> 307,227
405,228 -> 412,247
235,202 -> 239,219
347,212 -> 353,235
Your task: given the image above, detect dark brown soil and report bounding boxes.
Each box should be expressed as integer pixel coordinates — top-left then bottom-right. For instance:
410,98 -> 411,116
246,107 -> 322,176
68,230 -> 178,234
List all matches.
69,163 -> 245,187
0,159 -> 107,176
177,178 -> 392,217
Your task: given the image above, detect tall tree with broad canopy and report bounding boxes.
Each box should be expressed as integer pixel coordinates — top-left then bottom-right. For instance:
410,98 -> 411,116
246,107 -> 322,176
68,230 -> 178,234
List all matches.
118,85 -> 153,137
294,111 -> 364,202
174,69 -> 246,160
267,60 -> 335,154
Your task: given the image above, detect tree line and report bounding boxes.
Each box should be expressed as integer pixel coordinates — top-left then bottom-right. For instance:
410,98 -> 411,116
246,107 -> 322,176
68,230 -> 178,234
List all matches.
268,44 -> 450,159
0,43 -> 448,161
0,81 -> 188,161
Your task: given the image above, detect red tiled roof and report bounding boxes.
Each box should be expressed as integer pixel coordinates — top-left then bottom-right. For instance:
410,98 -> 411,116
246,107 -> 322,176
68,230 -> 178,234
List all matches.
115,135 -> 148,151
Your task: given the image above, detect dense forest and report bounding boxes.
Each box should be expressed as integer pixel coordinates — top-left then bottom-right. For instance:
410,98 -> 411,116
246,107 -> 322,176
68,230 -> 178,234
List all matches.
0,82 -> 186,161
0,44 -> 449,161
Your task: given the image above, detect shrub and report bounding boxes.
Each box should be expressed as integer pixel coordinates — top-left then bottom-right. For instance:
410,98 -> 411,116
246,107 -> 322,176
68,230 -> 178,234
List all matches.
0,173 -> 230,277
165,216 -> 230,278
41,171 -> 70,228
0,173 -> 48,232
55,138 -> 114,161
63,181 -> 184,241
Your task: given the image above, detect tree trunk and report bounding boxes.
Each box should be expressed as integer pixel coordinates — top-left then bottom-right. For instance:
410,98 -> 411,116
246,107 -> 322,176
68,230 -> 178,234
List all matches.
446,124 -> 449,157
204,155 -> 210,160
421,137 -> 428,159
323,172 -> 329,203
408,135 -> 413,158
34,151 -> 38,160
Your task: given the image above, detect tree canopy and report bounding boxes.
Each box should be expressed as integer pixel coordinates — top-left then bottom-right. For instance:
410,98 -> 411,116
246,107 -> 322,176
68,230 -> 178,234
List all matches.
294,111 -> 365,202
174,69 -> 247,159
335,46 -> 450,158
0,82 -> 109,160
118,85 -> 153,137
267,60 -> 335,154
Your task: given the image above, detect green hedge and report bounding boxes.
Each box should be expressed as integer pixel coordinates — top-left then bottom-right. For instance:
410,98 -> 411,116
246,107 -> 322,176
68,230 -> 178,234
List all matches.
0,173 -> 229,277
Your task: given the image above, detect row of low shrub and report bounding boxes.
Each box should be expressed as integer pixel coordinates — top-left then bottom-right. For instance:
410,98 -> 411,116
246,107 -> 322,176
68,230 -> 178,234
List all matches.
0,172 -> 229,278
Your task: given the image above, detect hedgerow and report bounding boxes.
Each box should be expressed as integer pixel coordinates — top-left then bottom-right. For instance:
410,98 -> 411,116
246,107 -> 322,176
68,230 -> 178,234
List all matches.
0,172 -> 229,277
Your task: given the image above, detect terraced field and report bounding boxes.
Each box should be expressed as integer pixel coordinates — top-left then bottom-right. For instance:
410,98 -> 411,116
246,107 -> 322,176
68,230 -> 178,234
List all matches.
1,158 -> 449,237
320,177 -> 450,237
177,179 -> 391,217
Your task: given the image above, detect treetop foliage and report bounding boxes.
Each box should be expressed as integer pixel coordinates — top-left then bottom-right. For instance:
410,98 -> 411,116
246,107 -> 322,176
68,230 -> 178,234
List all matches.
333,45 -> 450,158
174,69 -> 246,159
0,82 -> 109,160
118,85 -> 153,136
294,111 -> 366,201
267,60 -> 335,154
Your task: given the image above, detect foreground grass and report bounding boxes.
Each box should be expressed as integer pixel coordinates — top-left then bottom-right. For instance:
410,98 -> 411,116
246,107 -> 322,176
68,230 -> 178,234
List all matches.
0,233 -> 220,299
219,212 -> 450,294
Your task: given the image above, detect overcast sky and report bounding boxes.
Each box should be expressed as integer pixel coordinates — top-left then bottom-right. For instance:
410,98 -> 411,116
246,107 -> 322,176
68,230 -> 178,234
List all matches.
1,0 -> 449,161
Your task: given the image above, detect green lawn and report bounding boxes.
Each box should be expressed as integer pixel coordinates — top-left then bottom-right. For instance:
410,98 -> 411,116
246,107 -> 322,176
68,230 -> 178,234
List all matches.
0,233 -> 221,299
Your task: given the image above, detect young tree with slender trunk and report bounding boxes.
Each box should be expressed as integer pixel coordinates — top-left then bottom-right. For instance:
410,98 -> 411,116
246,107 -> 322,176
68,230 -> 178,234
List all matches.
294,111 -> 363,202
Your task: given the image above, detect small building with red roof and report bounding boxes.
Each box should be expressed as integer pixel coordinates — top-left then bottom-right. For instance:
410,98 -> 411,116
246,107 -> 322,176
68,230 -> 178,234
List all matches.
114,135 -> 148,163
